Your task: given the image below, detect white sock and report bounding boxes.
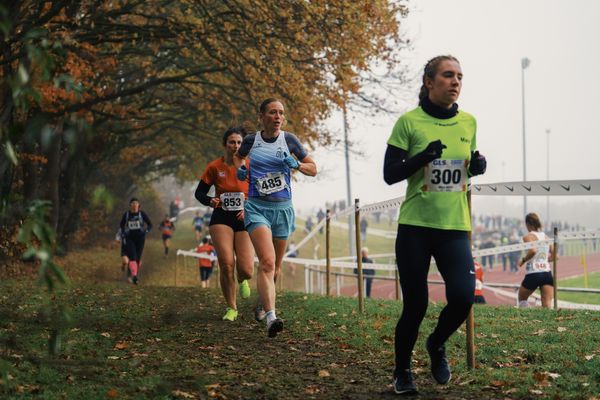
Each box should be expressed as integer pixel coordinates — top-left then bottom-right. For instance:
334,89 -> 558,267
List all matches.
265,310 -> 277,323
518,300 -> 529,308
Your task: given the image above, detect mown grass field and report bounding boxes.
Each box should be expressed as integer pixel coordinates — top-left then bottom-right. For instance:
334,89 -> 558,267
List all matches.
1,278 -> 599,400
2,217 -> 599,399
558,272 -> 600,304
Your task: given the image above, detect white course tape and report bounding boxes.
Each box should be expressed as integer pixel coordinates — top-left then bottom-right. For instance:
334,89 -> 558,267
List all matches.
281,257 -> 397,271
285,219 -> 325,257
472,240 -> 553,258
359,197 -> 405,215
471,179 -> 600,196
168,206 -> 205,222
176,249 -> 217,261
557,230 -> 600,240
330,205 -> 356,220
332,253 -> 396,261
289,204 -> 358,257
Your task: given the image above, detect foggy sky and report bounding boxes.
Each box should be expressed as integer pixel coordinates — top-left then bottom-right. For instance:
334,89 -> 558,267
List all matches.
292,0 -> 600,228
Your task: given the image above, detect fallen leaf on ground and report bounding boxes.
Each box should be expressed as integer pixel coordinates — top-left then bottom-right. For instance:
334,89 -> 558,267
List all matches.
318,370 -> 330,377
114,342 -> 128,350
172,389 -> 196,399
305,385 -> 320,394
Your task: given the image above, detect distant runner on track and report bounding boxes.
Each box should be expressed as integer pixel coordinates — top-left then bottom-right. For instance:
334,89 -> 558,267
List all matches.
518,212 -> 555,308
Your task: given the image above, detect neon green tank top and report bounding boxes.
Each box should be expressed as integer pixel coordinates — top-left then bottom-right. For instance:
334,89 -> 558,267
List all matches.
387,106 -> 477,231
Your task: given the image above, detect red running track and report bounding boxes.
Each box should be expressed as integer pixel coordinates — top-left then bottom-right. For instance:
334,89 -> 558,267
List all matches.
340,254 -> 600,306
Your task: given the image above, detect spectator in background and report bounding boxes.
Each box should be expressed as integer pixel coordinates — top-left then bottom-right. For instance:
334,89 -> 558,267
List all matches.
480,237 -> 495,270
509,235 -> 520,273
360,217 -> 368,243
317,208 -> 325,233
354,246 -> 375,298
305,216 -> 314,233
500,236 -> 509,272
373,211 -> 381,224
169,199 -> 179,219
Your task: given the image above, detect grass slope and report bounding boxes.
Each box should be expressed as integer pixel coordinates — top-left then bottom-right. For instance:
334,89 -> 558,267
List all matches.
1,280 -> 599,399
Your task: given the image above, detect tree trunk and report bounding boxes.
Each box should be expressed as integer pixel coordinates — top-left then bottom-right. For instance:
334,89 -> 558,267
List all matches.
41,125 -> 63,232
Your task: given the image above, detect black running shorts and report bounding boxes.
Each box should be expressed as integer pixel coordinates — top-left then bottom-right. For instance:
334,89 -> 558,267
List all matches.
522,271 -> 554,291
209,207 -> 245,232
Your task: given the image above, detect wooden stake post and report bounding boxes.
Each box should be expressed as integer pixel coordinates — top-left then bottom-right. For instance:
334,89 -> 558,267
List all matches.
354,199 -> 365,313
326,209 -> 331,296
553,227 -> 559,310
466,190 -> 475,369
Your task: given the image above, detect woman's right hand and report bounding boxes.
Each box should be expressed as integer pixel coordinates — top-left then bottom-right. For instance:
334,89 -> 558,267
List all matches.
236,165 -> 248,181
419,140 -> 447,163
210,197 -> 220,208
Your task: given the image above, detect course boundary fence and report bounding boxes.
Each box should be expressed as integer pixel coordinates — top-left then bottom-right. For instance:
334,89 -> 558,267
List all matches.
175,178 -> 600,368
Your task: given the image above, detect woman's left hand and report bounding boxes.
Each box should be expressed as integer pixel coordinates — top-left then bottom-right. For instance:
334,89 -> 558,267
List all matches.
283,152 -> 300,169
469,151 -> 487,176
236,210 -> 244,221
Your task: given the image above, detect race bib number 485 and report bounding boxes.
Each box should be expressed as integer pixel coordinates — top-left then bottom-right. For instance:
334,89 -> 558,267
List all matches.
220,192 -> 244,211
422,159 -> 468,192
256,172 -> 286,195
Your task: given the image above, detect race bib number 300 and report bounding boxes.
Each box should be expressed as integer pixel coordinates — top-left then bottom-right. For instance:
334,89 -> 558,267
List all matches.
423,159 -> 468,192
220,192 -> 244,211
256,172 -> 286,195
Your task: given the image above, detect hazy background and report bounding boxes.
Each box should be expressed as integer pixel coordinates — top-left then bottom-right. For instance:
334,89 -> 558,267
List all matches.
291,0 -> 600,228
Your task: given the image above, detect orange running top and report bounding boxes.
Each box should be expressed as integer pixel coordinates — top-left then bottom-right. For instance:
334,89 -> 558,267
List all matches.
200,157 -> 249,205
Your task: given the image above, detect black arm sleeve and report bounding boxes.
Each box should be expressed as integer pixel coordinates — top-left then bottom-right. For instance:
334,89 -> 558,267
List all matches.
120,213 -> 127,230
383,144 -> 428,185
194,180 -> 213,206
237,134 -> 256,158
142,211 -> 152,231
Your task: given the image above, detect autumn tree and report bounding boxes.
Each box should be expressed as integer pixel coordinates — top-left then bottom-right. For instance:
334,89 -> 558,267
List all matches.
0,0 -> 409,254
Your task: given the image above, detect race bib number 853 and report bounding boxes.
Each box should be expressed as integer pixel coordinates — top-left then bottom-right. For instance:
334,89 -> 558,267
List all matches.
423,159 -> 468,192
220,192 -> 244,211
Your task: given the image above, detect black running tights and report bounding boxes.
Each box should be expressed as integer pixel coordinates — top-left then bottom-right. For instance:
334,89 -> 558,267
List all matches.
394,224 -> 474,375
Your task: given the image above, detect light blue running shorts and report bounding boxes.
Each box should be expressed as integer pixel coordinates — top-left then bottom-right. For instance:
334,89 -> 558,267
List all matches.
244,198 -> 295,239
